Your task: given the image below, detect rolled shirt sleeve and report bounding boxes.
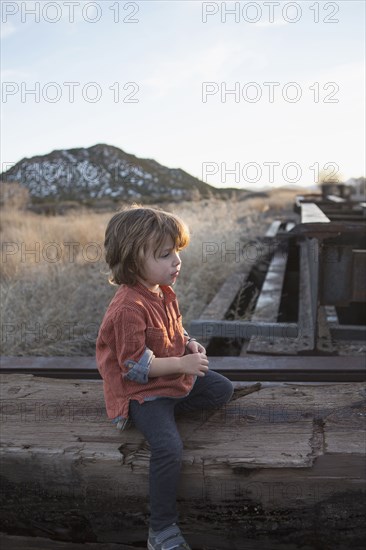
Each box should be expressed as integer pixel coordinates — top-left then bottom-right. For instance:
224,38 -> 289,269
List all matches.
113,308 -> 155,384
124,347 -> 154,384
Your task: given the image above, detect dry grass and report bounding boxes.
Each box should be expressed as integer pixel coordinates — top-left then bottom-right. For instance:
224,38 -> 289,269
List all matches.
0,190 -> 298,356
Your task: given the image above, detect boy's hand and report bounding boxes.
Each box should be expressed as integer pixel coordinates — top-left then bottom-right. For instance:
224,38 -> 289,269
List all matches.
179,353 -> 209,377
186,339 -> 206,355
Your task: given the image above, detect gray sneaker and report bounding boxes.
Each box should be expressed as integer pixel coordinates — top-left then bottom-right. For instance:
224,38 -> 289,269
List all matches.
147,523 -> 191,550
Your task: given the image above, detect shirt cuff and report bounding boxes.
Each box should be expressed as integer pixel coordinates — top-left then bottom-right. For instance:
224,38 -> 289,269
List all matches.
124,347 -> 155,384
112,416 -> 132,430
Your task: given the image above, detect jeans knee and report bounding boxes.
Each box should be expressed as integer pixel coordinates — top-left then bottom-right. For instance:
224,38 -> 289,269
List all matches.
215,377 -> 234,407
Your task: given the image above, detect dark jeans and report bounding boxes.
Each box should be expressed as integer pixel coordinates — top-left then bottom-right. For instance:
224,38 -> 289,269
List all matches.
129,370 -> 234,531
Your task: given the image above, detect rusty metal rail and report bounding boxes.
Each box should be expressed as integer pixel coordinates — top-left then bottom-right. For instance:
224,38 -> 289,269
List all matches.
190,193 -> 366,359
0,355 -> 365,382
294,195 -> 366,222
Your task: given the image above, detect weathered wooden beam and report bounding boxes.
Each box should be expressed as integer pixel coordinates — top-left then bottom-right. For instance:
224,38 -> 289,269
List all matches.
286,221 -> 296,232
197,269 -> 250,321
1,374 -> 365,549
327,194 -> 346,204
251,248 -> 288,323
265,220 -> 282,237
301,203 -> 330,224
246,246 -> 288,355
193,267 -> 252,350
245,241 -> 315,355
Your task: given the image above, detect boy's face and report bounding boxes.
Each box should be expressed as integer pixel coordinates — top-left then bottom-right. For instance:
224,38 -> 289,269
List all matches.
139,236 -> 181,292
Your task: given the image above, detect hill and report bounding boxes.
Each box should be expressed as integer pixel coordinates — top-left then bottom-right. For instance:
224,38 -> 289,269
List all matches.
1,144 -> 223,203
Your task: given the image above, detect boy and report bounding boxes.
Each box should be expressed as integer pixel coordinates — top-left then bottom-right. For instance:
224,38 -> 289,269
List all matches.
96,205 -> 233,550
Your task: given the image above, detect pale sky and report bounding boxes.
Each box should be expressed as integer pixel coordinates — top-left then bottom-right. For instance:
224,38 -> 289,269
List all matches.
1,0 -> 365,189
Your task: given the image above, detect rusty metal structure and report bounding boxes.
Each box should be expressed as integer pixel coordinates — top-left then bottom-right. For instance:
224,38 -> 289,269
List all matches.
1,189 -> 365,383
190,190 -> 366,378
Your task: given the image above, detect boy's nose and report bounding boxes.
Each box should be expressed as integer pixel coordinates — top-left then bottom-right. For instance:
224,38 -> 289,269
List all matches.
173,252 -> 181,266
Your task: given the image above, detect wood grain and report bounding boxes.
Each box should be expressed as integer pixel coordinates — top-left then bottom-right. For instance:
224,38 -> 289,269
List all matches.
1,374 -> 365,549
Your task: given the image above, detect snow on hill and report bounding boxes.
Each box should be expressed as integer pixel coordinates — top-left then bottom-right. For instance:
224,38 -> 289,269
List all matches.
1,144 -> 218,202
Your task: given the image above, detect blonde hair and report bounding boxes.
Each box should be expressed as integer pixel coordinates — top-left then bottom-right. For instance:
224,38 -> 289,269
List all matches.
104,205 -> 190,286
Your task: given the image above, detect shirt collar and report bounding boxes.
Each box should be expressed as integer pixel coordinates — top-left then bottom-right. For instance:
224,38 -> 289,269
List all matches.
132,281 -> 177,305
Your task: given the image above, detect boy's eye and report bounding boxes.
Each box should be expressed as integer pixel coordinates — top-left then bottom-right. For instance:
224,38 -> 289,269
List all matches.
160,248 -> 180,259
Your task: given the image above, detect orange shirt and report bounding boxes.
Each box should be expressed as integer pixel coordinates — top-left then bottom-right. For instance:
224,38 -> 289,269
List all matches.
96,282 -> 195,420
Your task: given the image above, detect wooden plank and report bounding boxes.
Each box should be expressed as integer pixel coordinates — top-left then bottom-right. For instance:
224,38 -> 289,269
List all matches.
0,375 -> 364,471
1,375 -> 365,549
327,194 -> 346,203
197,269 -> 250,321
194,245 -> 274,349
191,241 -> 296,356
1,375 -> 364,466
265,220 -> 282,237
301,203 -> 330,224
246,246 -> 288,354
193,266 -> 253,350
247,243 -> 318,355
251,248 -> 288,323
